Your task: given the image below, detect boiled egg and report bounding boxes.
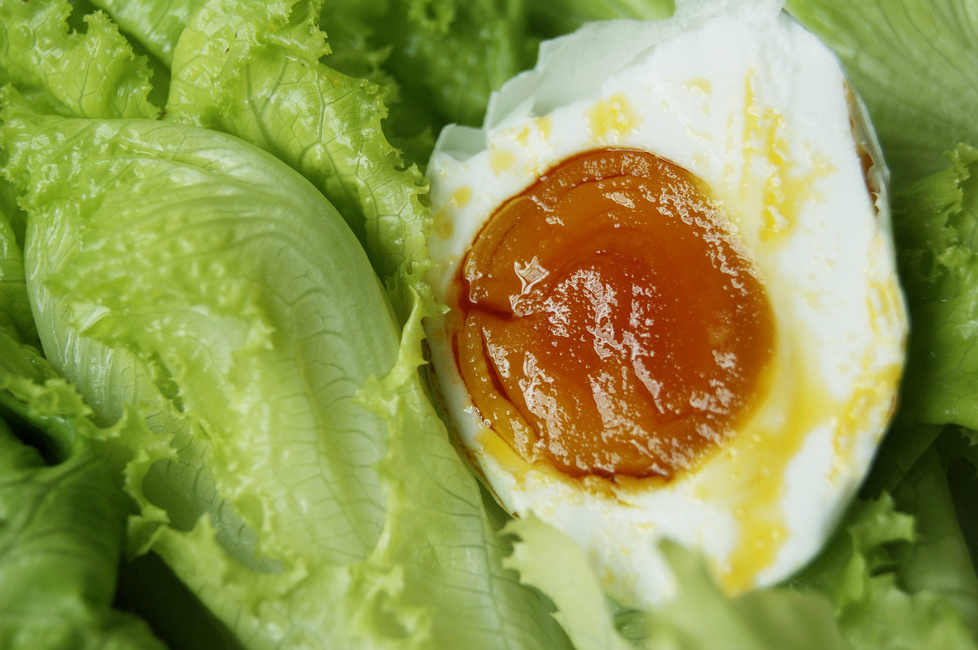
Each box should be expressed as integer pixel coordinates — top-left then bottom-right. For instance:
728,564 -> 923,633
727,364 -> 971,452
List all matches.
424,0 -> 907,608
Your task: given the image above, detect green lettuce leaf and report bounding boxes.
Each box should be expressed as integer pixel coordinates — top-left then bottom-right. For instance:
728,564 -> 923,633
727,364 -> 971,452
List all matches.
939,429 -> 978,597
0,0 -> 159,120
889,444 -> 978,638
0,236 -> 166,649
160,0 -> 430,319
503,515 -> 633,650
312,1 -> 438,164
639,551 -> 846,650
0,178 -> 35,346
327,0 -> 532,130
0,418 -> 169,650
786,0 -> 978,187
114,550 -> 245,650
792,493 -> 977,650
2,90 -> 394,634
87,0 -> 201,67
890,144 -> 978,430
1,84 -> 569,649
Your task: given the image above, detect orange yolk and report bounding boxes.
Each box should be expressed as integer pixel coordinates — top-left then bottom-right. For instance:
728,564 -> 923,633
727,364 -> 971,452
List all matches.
453,148 -> 775,480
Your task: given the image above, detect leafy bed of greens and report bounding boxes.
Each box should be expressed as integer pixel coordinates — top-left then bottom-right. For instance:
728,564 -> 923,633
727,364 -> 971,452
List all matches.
0,0 -> 976,648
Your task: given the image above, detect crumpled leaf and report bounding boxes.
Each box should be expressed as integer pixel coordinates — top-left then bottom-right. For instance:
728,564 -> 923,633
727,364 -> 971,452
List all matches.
892,144 -> 978,430
0,0 -> 159,119
793,493 -> 977,650
0,418 -> 169,650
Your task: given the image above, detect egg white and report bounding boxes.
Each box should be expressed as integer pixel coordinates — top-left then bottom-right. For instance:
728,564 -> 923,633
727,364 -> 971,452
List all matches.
424,0 -> 907,607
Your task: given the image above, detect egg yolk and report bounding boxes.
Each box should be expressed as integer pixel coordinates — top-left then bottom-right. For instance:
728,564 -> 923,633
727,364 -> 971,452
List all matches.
453,148 -> 775,480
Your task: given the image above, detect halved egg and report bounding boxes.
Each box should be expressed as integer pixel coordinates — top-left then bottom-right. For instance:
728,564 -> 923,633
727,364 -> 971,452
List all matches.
424,0 -> 907,607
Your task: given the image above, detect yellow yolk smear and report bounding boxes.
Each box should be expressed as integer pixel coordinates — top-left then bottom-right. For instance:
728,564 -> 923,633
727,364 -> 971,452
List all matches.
453,148 -> 776,480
